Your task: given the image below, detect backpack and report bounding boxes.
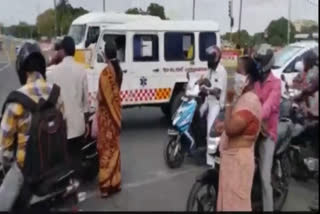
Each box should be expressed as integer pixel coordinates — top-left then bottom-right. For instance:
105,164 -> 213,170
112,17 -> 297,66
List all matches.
2,84 -> 70,195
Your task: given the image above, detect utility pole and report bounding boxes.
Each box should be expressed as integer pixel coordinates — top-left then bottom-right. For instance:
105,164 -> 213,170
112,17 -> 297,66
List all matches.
192,0 -> 196,20
53,0 -> 58,37
238,0 -> 243,46
228,0 -> 234,43
103,0 -> 106,12
287,0 -> 292,44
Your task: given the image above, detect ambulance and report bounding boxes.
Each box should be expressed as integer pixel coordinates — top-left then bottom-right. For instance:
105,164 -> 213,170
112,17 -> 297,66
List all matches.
86,20 -> 220,117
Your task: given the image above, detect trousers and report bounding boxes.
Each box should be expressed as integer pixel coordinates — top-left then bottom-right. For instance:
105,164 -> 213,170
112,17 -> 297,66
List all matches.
199,101 -> 220,153
0,162 -> 24,211
258,136 -> 276,211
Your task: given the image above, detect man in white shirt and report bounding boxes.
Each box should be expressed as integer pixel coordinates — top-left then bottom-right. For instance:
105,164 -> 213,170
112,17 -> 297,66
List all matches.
198,46 -> 227,153
47,36 -> 89,161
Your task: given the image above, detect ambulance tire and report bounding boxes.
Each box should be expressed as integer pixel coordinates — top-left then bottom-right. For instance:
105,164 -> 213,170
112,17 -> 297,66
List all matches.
170,91 -> 184,119
161,104 -> 171,118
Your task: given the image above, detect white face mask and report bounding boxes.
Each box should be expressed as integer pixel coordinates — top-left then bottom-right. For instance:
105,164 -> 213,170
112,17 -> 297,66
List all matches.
295,61 -> 304,72
234,73 -> 248,96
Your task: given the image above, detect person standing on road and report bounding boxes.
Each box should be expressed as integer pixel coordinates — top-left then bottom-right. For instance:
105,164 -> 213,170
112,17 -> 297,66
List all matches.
198,45 -> 227,153
46,36 -> 89,167
97,40 -> 123,198
216,56 -> 262,211
253,44 -> 281,212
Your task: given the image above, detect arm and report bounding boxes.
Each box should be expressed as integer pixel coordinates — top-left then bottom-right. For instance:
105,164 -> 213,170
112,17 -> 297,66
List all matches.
262,79 -> 281,120
224,90 -> 248,137
0,104 -> 21,165
224,105 -> 248,138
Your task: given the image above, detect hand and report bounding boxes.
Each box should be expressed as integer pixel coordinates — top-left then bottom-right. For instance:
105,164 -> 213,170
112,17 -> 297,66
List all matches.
226,89 -> 236,104
200,85 -> 208,94
214,121 -> 225,135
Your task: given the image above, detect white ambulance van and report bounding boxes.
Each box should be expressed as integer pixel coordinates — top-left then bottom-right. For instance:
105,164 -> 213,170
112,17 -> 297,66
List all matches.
87,20 -> 220,117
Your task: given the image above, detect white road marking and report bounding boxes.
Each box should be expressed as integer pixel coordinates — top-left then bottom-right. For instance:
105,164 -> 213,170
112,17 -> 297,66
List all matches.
0,63 -> 10,73
81,167 -> 202,202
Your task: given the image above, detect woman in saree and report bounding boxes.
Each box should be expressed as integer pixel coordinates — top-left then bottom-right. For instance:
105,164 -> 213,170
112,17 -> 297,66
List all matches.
97,40 -> 123,198
216,56 -> 263,211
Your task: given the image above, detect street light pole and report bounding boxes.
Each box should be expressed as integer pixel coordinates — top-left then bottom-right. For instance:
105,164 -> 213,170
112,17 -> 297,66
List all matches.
54,0 -> 58,37
192,0 -> 196,20
103,0 -> 106,12
238,0 -> 243,46
287,0 -> 292,44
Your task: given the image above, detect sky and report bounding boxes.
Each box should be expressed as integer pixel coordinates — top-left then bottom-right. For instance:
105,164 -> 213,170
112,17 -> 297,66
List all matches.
0,0 -> 318,35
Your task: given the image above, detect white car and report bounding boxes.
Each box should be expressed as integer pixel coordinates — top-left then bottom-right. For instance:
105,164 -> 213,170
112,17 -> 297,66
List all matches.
272,41 -> 318,86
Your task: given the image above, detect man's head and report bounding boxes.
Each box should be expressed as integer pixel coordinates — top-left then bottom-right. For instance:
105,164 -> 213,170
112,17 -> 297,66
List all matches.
252,43 -> 275,82
206,45 -> 222,71
303,50 -> 318,71
16,42 -> 46,85
61,36 -> 76,57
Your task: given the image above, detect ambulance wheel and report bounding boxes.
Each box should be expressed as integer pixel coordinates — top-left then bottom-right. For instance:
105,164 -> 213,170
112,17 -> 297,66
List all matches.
161,104 -> 170,118
170,91 -> 184,119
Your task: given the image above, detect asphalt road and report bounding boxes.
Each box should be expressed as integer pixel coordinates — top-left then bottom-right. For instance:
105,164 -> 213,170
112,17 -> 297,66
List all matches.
0,36 -> 318,211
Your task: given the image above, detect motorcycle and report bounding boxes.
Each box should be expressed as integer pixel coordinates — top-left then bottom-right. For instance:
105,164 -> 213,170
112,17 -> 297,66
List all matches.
186,76 -> 293,211
163,80 -> 209,169
0,156 -> 83,211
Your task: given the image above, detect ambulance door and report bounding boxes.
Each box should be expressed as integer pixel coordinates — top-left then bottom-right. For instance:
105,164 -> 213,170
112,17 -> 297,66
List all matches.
125,31 -> 165,105
93,31 -> 131,107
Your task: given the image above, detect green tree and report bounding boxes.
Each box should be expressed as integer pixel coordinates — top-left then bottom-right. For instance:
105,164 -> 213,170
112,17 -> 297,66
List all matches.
126,3 -> 167,20
300,25 -> 319,34
266,17 -> 296,46
147,3 -> 166,19
36,9 -> 56,37
222,30 -> 252,48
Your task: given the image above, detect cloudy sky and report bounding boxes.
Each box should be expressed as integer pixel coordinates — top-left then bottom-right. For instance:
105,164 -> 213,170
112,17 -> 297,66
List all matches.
0,0 -> 318,34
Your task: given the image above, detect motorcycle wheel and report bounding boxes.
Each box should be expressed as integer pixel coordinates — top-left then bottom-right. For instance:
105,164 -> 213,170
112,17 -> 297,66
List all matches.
273,153 -> 291,211
186,181 -> 216,212
164,137 -> 185,169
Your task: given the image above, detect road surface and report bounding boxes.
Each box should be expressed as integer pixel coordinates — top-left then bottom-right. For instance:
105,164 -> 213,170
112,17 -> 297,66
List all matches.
0,36 -> 317,211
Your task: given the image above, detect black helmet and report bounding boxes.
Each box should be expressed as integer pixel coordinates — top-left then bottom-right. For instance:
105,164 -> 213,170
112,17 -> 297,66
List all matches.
303,50 -> 318,69
16,42 -> 46,85
206,45 -> 222,70
253,44 -> 275,74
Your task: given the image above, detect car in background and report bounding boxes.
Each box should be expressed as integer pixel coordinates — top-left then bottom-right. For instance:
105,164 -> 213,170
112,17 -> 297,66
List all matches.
272,41 -> 318,86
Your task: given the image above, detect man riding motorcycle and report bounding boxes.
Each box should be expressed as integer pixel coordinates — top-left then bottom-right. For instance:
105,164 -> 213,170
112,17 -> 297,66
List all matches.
0,43 -> 66,211
253,44 -> 281,212
292,50 -> 319,212
197,46 -> 227,154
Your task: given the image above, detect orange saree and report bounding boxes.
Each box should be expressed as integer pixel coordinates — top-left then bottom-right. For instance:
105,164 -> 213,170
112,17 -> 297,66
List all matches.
97,65 -> 122,196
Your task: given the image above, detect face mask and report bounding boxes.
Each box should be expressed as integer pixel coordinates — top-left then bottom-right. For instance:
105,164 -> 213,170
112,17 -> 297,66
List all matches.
234,73 -> 248,96
295,61 -> 304,72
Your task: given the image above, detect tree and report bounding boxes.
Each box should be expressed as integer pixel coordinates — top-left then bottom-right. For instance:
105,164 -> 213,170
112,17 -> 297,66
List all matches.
126,8 -> 146,15
36,9 -> 56,37
300,25 -> 319,34
36,2 -> 88,37
147,3 -> 166,20
126,3 -> 167,20
221,30 -> 252,48
266,17 -> 296,46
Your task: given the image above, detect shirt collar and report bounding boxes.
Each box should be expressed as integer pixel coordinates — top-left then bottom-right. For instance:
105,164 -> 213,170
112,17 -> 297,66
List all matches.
26,72 -> 45,84
62,56 -> 74,63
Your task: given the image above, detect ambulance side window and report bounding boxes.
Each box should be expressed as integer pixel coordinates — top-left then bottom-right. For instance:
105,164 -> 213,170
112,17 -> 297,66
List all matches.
199,32 -> 217,61
165,32 -> 195,61
133,34 -> 159,62
98,34 -> 126,63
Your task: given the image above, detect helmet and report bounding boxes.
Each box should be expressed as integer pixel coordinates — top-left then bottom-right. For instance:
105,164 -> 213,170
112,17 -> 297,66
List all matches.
252,44 -> 275,74
206,45 -> 222,70
16,42 -> 46,85
303,50 -> 318,69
